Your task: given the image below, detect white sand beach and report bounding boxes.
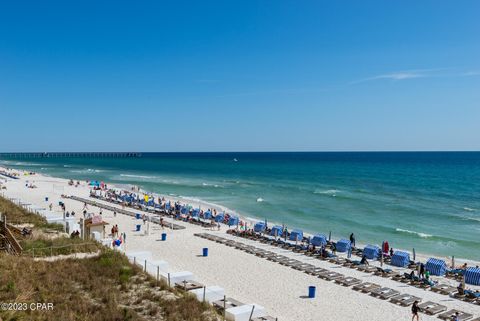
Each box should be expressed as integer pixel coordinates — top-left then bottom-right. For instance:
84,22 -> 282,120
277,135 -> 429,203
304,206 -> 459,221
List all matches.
1,168 -> 479,321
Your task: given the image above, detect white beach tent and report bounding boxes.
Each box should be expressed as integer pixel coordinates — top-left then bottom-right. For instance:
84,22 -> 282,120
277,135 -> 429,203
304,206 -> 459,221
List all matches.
126,250 -> 153,264
160,271 -> 195,285
145,260 -> 169,275
28,205 -> 46,214
190,286 -> 225,303
225,304 -> 267,321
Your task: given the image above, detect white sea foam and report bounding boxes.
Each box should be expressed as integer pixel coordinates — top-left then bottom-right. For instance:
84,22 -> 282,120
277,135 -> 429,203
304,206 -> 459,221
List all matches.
71,168 -> 103,173
395,228 -> 433,238
463,216 -> 480,223
463,207 -> 476,212
256,197 -> 264,203
314,189 -> 339,196
202,182 -> 223,188
14,162 -> 43,166
120,174 -> 155,179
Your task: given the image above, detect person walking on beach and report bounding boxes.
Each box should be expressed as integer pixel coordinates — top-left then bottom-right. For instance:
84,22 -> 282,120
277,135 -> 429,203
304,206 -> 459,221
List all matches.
419,263 -> 425,279
349,233 -> 356,247
411,300 -> 419,321
113,211 -> 116,218
49,203 -> 53,211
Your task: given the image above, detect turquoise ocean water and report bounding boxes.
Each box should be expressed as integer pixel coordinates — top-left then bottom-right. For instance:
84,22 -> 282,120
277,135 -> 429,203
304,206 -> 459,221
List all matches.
1,152 -> 479,260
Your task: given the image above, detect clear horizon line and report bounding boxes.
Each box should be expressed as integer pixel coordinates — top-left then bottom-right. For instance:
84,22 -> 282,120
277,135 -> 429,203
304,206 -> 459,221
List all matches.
1,150 -> 480,154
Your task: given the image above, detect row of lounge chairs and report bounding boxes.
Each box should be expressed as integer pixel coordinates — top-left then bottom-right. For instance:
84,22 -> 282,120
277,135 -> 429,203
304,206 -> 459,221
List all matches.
69,195 -> 187,230
195,233 -> 478,321
229,230 -> 480,307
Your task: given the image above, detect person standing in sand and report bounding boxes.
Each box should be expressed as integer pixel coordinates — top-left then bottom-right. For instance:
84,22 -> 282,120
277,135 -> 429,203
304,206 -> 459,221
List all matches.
350,233 -> 356,247
411,300 -> 419,321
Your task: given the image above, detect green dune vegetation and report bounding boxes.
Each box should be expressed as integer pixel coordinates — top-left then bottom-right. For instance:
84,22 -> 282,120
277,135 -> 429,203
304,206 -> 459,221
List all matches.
0,197 -> 220,321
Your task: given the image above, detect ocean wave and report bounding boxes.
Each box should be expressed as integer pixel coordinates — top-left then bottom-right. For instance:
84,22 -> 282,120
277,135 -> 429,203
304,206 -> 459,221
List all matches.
70,168 -> 103,173
13,162 -> 43,166
395,228 -> 433,239
463,207 -> 477,212
314,189 -> 339,196
462,216 -> 480,223
256,197 -> 264,203
120,174 -> 156,179
202,182 -> 224,188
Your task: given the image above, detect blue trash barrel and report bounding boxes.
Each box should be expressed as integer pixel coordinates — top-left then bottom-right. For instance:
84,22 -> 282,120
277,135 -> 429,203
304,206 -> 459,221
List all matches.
308,286 -> 316,298
136,224 -> 141,231
45,197 -> 49,202
135,213 -> 141,219
161,233 -> 167,241
203,248 -> 209,257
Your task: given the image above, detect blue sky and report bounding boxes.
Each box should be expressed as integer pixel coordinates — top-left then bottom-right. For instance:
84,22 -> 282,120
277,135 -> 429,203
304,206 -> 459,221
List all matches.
1,1 -> 479,152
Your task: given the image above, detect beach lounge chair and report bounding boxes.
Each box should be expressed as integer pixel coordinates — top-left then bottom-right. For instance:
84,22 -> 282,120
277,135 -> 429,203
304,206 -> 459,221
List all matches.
304,266 -> 326,275
352,282 -> 381,293
438,310 -> 473,321
418,301 -> 447,315
431,283 -> 458,295
244,246 -> 259,254
341,259 -> 356,268
253,249 -> 268,257
259,251 -> 276,259
370,287 -> 400,300
283,259 -> 302,267
374,268 -> 398,278
390,294 -> 421,306
292,263 -> 314,271
392,273 -> 406,282
266,254 -> 284,262
335,276 -> 362,287
233,243 -> 247,250
213,297 -> 245,311
328,257 -> 347,265
318,271 -> 344,281
464,290 -> 480,303
357,265 -> 378,273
